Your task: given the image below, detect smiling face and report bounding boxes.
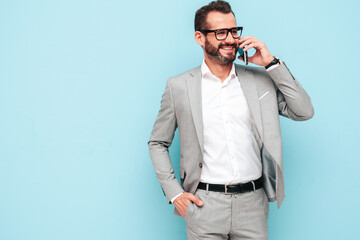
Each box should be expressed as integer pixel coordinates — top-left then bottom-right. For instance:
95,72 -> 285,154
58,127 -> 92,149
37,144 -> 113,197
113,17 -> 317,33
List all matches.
202,11 -> 239,65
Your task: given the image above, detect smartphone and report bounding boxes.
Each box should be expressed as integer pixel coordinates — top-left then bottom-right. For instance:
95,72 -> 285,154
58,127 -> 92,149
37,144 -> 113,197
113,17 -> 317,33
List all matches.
238,47 -> 248,65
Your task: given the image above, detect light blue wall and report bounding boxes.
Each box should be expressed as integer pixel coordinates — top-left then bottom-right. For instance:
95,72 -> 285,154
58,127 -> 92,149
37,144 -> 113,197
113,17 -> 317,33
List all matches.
0,0 -> 359,239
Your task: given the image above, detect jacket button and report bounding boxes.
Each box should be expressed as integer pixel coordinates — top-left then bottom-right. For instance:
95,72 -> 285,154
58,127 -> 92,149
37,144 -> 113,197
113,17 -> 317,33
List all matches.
199,163 -> 202,168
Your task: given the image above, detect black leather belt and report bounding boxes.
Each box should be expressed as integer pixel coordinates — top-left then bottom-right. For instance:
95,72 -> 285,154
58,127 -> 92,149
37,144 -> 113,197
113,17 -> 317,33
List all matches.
197,177 -> 263,194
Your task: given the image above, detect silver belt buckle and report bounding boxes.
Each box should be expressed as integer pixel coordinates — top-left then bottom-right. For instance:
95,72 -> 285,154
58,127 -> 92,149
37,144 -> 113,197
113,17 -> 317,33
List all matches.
251,180 -> 256,191
224,184 -> 228,194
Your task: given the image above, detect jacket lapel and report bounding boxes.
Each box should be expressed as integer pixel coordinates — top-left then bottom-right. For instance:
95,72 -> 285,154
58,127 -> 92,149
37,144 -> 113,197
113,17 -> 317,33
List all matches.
235,65 -> 263,140
185,66 -> 204,154
185,65 -> 263,153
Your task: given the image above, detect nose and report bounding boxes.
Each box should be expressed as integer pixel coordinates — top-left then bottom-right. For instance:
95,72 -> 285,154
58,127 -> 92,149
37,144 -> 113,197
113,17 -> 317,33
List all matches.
223,31 -> 236,44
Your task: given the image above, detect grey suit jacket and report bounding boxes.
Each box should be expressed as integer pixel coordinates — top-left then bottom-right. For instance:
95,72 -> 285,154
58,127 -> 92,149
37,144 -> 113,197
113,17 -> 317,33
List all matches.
148,62 -> 313,214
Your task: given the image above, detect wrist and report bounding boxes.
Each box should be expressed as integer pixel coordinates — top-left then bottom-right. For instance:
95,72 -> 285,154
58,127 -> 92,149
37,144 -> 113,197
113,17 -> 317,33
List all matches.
171,192 -> 184,204
264,56 -> 275,66
265,56 -> 280,69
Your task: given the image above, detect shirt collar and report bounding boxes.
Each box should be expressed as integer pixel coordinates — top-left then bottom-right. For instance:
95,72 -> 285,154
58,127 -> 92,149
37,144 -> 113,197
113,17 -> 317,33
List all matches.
201,59 -> 236,81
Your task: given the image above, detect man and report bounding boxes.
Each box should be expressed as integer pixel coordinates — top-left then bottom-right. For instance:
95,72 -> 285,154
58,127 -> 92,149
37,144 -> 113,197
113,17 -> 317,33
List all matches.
148,1 -> 314,239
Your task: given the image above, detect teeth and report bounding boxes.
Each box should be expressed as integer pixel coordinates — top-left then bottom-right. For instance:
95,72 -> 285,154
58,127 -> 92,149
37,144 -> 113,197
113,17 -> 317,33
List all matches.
222,46 -> 234,49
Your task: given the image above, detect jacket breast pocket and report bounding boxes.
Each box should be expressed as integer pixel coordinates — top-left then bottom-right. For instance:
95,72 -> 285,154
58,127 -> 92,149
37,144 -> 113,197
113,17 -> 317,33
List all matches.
259,90 -> 279,117
259,90 -> 276,104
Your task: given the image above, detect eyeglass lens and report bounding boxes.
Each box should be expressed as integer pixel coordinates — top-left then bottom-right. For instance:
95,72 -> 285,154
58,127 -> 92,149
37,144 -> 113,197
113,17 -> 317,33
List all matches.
216,28 -> 241,40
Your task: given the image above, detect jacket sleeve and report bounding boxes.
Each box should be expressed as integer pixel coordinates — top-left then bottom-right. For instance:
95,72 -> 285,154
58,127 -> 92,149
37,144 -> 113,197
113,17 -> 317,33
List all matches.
148,78 -> 184,204
267,61 -> 314,121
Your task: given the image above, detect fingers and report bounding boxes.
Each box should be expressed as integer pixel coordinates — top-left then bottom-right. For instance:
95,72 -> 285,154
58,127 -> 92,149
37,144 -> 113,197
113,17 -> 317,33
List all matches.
173,195 -> 191,219
186,193 -> 204,206
173,192 -> 204,219
243,43 -> 254,52
238,35 -> 256,44
239,39 -> 253,49
238,36 -> 265,51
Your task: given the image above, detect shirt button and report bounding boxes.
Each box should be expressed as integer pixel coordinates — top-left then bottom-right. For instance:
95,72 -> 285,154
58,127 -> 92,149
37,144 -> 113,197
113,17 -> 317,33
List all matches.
199,163 -> 202,168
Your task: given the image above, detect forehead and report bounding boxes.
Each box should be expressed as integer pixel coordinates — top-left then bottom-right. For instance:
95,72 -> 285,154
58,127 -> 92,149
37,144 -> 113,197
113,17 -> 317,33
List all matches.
206,11 -> 237,29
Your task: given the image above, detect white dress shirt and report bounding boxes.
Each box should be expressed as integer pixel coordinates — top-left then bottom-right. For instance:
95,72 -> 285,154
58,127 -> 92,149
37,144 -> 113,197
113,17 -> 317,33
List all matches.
171,60 -> 280,203
200,60 -> 262,184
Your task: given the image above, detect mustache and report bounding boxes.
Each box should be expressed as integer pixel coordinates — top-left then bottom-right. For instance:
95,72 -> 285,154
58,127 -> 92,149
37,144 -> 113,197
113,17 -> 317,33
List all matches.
219,43 -> 237,48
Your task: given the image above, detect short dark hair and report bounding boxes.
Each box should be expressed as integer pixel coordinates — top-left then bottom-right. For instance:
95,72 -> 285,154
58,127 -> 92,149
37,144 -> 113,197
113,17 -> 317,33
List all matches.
194,0 -> 235,31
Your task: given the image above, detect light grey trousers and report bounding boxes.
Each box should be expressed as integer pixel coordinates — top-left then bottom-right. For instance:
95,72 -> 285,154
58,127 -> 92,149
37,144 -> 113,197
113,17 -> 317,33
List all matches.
185,187 -> 269,240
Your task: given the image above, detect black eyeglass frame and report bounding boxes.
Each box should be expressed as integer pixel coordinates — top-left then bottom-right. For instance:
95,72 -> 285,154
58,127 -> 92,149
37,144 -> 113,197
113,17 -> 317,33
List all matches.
199,27 -> 243,41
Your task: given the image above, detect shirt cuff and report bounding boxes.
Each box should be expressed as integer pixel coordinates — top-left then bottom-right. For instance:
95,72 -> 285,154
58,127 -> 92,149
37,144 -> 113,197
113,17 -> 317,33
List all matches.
266,60 -> 282,71
170,192 -> 184,204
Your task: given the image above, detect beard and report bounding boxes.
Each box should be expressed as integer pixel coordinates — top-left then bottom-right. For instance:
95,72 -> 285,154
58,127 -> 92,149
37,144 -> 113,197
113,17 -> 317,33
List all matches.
204,38 -> 238,65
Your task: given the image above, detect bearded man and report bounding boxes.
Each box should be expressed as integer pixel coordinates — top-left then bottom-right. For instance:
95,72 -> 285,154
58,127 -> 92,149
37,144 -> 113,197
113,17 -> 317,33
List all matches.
148,1 -> 314,239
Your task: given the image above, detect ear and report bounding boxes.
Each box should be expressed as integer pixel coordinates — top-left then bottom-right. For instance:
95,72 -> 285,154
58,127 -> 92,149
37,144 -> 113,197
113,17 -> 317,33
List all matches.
195,31 -> 205,47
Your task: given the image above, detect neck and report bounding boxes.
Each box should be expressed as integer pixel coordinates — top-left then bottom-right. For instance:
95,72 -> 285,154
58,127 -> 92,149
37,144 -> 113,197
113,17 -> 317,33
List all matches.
204,56 -> 233,82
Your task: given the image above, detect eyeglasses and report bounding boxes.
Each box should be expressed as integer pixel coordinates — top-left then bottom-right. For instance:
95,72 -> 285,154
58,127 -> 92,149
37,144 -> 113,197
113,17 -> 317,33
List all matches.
199,27 -> 243,41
